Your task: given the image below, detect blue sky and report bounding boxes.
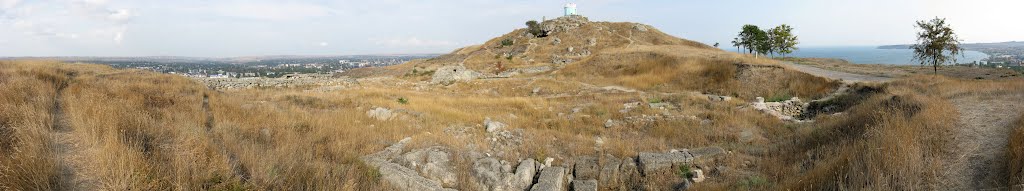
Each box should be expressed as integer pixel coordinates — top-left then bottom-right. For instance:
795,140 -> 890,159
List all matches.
0,0 -> 1021,57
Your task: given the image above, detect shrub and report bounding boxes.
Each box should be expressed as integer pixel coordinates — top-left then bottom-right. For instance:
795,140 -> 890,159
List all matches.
525,20 -> 548,37
500,39 -> 513,47
397,97 -> 409,104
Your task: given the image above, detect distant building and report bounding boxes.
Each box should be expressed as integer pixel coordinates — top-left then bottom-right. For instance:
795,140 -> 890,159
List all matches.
564,3 -> 577,16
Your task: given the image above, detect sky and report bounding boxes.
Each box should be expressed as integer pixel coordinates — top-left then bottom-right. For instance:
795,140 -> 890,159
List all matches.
0,0 -> 1022,57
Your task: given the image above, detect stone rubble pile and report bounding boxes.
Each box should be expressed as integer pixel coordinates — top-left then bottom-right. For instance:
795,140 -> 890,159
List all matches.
364,136 -> 726,191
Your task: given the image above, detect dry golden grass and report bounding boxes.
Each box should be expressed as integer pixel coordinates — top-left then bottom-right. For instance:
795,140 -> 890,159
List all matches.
4,56 -> 1022,190
1009,115 -> 1024,185
0,60 -> 67,190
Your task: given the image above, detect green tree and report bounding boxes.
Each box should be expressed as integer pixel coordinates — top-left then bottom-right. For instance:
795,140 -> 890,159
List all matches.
731,37 -> 742,53
752,29 -> 771,58
911,17 -> 963,74
738,25 -> 762,55
769,24 -> 799,58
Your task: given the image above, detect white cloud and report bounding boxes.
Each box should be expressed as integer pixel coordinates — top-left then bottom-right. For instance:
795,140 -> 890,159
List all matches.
318,42 -> 328,47
0,0 -> 19,10
107,9 -> 134,22
371,37 -> 457,47
210,2 -> 331,21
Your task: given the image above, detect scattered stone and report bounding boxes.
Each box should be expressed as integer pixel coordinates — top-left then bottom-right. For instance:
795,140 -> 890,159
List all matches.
648,102 -> 673,109
530,167 -> 566,191
603,119 -> 620,128
620,102 -> 642,113
513,159 -> 538,190
532,87 -> 542,95
700,119 -> 713,126
552,38 -> 562,45
574,156 -> 600,180
586,38 -> 597,46
543,157 -> 555,169
366,107 -> 395,121
571,179 -> 598,191
752,96 -> 809,121
568,46 -> 575,52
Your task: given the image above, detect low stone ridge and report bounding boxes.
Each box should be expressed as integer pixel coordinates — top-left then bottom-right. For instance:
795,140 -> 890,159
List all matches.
638,150 -> 694,176
531,166 -> 566,191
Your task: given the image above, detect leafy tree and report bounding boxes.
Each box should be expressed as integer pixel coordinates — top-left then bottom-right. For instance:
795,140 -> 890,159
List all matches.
713,42 -> 720,48
752,29 -> 771,58
912,17 -> 963,74
525,20 -> 548,37
769,24 -> 799,58
738,25 -> 762,55
731,37 -> 742,53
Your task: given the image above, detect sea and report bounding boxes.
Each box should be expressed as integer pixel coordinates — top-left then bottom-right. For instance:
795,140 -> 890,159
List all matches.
722,46 -> 989,65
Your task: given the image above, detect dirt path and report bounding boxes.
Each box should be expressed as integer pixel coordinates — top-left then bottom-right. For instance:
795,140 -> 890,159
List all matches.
944,93 -> 1024,189
781,61 -> 892,83
51,76 -> 98,190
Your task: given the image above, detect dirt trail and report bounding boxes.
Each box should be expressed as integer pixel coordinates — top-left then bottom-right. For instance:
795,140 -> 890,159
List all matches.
944,93 -> 1024,189
51,76 -> 98,190
781,61 -> 892,83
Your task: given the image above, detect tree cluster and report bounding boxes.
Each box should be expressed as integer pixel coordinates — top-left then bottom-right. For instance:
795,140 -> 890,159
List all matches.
732,24 -> 799,58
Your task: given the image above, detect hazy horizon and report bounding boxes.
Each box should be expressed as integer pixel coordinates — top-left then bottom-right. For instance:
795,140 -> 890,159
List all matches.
1,0 -> 1022,57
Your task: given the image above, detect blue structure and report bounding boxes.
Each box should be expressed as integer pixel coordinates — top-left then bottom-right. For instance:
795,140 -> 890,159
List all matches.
564,3 -> 577,16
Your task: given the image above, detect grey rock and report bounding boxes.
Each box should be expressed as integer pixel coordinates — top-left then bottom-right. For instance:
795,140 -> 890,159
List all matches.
599,155 -> 621,188
603,119 -> 619,128
422,149 -> 458,187
586,38 -> 597,47
637,151 -> 693,176
361,137 -> 412,166
573,156 -> 599,180
571,179 -> 598,191
512,159 -> 539,190
484,117 -> 507,133
473,157 -> 503,190
431,65 -> 482,84
531,167 -> 566,191
378,162 -> 456,191
619,157 -> 639,179
366,107 -> 395,121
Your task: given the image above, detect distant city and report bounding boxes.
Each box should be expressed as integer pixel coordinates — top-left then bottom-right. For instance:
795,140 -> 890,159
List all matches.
880,41 -> 1024,71
0,55 -> 439,78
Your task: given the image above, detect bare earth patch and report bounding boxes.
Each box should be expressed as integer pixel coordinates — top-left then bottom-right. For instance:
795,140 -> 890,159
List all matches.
944,93 -> 1024,189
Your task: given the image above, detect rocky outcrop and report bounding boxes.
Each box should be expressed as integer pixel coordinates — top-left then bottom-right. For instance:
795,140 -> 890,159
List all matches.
397,147 -> 458,187
431,65 -> 482,85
